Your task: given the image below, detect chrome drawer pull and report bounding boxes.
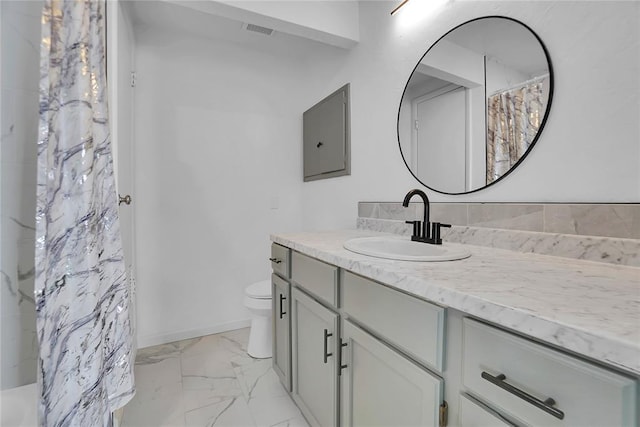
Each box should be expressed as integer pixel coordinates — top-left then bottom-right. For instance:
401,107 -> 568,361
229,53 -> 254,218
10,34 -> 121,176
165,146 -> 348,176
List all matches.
481,371 -> 565,420
269,257 -> 282,264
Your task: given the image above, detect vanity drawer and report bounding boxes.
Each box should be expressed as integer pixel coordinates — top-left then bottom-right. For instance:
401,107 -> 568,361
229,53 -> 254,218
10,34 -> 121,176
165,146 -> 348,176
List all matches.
271,244 -> 290,279
462,318 -> 638,427
459,394 -> 514,427
341,271 -> 445,373
291,251 -> 338,307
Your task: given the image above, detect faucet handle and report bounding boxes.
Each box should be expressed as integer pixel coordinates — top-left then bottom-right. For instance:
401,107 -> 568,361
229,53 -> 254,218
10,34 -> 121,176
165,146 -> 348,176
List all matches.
405,220 -> 421,239
431,222 -> 452,245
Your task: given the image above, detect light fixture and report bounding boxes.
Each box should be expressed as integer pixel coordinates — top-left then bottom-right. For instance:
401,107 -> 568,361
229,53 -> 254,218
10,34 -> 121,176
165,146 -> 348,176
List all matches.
392,0 -> 450,26
390,0 -> 410,15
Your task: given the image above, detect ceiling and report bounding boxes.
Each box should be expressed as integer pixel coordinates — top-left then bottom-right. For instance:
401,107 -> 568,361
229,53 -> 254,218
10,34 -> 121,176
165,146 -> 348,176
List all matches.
446,17 -> 549,76
124,0 -> 356,54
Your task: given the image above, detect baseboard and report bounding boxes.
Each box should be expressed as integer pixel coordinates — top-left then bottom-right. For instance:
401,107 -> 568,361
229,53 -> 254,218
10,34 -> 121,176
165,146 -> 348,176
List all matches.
136,318 -> 252,349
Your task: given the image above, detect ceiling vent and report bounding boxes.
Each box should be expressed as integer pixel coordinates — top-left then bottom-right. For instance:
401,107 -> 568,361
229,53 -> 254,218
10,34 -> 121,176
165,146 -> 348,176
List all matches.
243,23 -> 275,36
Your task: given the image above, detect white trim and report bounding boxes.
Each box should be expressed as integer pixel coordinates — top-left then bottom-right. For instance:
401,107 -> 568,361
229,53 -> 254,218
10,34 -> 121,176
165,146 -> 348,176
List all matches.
106,0 -> 119,191
137,318 -> 252,349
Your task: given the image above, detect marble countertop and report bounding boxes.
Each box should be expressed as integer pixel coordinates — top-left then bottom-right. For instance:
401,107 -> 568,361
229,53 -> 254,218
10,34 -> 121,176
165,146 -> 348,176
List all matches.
271,229 -> 640,376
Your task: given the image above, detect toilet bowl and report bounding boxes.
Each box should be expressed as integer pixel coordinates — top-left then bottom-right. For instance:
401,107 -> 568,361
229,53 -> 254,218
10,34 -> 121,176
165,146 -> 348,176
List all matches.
244,280 -> 273,358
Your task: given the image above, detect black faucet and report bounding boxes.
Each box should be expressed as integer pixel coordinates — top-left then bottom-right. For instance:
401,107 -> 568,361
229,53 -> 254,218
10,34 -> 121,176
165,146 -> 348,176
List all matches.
402,189 -> 451,245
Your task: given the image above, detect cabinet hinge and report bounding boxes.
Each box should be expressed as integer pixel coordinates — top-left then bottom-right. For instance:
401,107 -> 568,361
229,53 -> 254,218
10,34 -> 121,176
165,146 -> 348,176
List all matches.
439,401 -> 448,427
414,119 -> 419,130
130,71 -> 136,87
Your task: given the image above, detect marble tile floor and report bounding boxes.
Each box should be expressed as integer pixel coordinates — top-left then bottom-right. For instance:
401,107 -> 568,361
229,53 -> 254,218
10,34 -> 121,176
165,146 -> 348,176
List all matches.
122,328 -> 309,427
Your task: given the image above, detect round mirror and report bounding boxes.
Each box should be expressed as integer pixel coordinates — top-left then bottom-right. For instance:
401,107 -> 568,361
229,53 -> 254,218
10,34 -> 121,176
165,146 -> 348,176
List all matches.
398,16 -> 553,194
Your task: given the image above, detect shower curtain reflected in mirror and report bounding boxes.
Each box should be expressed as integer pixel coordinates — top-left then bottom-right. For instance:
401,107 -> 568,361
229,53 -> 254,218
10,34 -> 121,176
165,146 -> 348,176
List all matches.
486,77 -> 545,184
36,0 -> 135,425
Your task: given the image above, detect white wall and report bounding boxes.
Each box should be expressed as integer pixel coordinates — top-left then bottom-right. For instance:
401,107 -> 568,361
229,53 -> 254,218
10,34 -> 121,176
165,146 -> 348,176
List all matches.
300,0 -> 640,231
0,0 -> 42,389
132,21 -> 346,346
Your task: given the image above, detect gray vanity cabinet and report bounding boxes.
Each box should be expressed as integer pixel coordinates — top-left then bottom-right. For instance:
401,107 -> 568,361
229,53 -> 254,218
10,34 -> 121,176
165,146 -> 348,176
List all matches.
340,320 -> 444,427
275,241 -> 639,427
291,287 -> 340,427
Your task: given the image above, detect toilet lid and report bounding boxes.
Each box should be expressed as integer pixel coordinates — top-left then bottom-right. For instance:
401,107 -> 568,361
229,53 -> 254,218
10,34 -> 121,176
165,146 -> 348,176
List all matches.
246,280 -> 271,299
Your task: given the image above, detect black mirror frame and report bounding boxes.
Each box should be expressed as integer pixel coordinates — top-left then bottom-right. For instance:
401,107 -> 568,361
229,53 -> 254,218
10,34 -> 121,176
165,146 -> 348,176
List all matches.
397,15 -> 555,195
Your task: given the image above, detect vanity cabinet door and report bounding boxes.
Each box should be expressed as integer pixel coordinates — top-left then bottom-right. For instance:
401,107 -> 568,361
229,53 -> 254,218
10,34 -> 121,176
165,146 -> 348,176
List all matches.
272,274 -> 291,392
291,287 -> 339,427
341,320 -> 444,427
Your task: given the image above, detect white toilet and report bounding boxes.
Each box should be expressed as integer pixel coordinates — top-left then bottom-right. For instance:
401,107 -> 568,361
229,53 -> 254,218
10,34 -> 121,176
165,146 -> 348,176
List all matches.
244,280 -> 273,358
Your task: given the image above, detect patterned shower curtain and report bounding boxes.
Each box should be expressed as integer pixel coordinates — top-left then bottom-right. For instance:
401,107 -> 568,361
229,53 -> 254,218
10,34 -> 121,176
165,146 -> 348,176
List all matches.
486,78 -> 545,184
35,1 -> 135,425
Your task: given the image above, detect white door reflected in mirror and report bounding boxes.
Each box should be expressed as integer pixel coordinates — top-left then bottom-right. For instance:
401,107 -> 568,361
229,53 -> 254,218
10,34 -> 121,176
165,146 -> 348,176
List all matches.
416,86 -> 466,192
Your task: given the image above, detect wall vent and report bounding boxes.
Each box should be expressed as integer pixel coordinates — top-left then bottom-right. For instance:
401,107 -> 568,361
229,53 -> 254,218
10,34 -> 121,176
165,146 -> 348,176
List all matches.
243,23 -> 274,36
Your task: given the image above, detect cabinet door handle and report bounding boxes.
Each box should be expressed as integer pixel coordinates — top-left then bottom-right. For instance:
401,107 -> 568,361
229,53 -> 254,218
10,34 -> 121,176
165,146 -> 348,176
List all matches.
338,339 -> 348,375
279,294 -> 286,319
481,371 -> 565,420
269,257 -> 282,264
323,329 -> 333,363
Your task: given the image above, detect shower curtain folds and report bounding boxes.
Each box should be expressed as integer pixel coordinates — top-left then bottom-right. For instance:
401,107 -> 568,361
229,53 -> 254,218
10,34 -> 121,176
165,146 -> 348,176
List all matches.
486,77 -> 545,184
35,0 -> 135,425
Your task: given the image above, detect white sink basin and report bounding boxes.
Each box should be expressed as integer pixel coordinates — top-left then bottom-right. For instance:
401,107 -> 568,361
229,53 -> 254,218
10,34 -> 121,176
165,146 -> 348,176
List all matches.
343,236 -> 471,262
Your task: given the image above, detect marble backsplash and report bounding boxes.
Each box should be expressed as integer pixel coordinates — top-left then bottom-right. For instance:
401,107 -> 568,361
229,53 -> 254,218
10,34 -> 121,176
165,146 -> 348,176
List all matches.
359,202 -> 640,239
357,202 -> 640,267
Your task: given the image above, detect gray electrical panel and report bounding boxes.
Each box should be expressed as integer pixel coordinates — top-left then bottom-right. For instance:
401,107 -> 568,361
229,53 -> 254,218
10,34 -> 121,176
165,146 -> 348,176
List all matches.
303,84 -> 350,181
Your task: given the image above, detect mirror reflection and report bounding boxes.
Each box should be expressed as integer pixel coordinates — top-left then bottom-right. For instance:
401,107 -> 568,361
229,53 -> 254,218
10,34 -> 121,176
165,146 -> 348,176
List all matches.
398,17 -> 553,194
